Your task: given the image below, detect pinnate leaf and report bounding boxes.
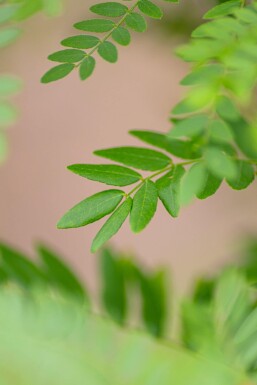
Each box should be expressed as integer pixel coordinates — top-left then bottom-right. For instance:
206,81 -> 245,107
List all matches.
90,2 -> 128,17
196,170 -> 222,200
180,163 -> 207,206
41,64 -> 74,83
48,49 -> 85,63
130,180 -> 158,233
94,146 -> 171,171
79,56 -> 96,80
74,19 -> 115,32
226,160 -> 255,190
98,41 -> 118,63
112,27 -> 131,46
204,1 -> 241,19
91,198 -> 132,252
61,35 -> 99,49
204,147 -> 237,180
57,189 -> 124,229
67,164 -> 142,186
138,0 -> 163,19
125,12 -> 147,32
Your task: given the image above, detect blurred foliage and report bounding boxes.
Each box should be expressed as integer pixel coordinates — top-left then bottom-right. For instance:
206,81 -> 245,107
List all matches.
1,238 -> 257,383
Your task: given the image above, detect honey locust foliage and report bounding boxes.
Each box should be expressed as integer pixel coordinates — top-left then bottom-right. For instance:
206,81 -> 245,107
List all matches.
41,0 -> 179,83
54,0 -> 257,252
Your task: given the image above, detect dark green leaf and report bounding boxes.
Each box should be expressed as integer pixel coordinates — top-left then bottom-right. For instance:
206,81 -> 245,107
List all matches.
91,198 -> 132,252
156,165 -> 185,217
129,130 -> 202,159
138,0 -> 163,19
79,56 -> 96,80
130,180 -> 158,233
125,12 -> 147,32
48,49 -> 85,63
37,244 -> 87,301
61,35 -> 99,49
74,19 -> 115,32
68,164 -> 142,186
57,189 -> 124,229
99,248 -> 127,324
41,64 -> 74,83
196,170 -> 222,199
90,2 -> 128,17
112,27 -> 131,46
98,41 -> 118,63
226,160 -> 255,190
94,146 -> 171,171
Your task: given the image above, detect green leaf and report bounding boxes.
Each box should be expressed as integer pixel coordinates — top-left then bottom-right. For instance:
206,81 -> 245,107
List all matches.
180,64 -> 224,86
180,163 -> 207,206
90,2 -> 128,17
57,189 -> 124,229
156,165 -> 185,217
68,164 -> 142,186
91,198 -> 132,253
209,120 -> 234,143
196,170 -> 222,200
138,0 -> 163,19
37,244 -> 87,301
204,1 -> 241,19
0,102 -> 17,127
112,27 -> 131,46
61,35 -> 99,49
74,19 -> 115,32
0,27 -> 21,48
169,115 -> 208,139
94,146 -> 171,171
138,269 -> 168,337
204,147 -> 237,180
129,130 -> 202,159
0,243 -> 45,288
0,75 -> 22,97
98,41 -> 118,63
48,49 -> 85,63
226,160 -> 254,190
98,248 -> 127,323
216,96 -> 240,122
125,12 -> 147,32
41,64 -> 74,83
0,5 -> 19,25
130,180 -> 158,233
79,56 -> 96,80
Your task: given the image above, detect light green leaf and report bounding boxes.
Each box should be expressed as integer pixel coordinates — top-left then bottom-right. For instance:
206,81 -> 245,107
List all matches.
129,130 -> 202,159
79,56 -> 96,80
57,189 -> 124,229
209,120 -> 234,143
130,180 -> 158,233
156,165 -> 185,217
0,5 -> 19,24
98,41 -> 118,63
226,160 -> 254,190
41,64 -> 74,83
138,0 -> 163,19
216,96 -> 240,122
196,170 -> 222,200
180,64 -> 224,86
204,147 -> 237,180
180,162 -> 207,206
37,244 -> 87,301
91,198 -> 132,252
0,27 -> 21,48
67,164 -> 141,186
48,49 -> 85,63
61,35 -> 99,49
0,102 -> 17,127
112,27 -> 131,46
204,1 -> 241,19
0,75 -> 22,97
169,115 -> 208,139
125,12 -> 147,32
74,19 -> 115,32
94,146 -> 171,171
90,2 -> 128,17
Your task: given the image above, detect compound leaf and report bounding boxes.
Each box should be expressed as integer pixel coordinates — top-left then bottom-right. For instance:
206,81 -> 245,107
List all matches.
90,2 -> 128,17
74,19 -> 115,32
112,27 -> 131,46
98,41 -> 118,63
61,35 -> 99,49
138,0 -> 163,19
125,12 -> 147,32
48,49 -> 85,63
41,63 -> 75,83
79,56 -> 96,80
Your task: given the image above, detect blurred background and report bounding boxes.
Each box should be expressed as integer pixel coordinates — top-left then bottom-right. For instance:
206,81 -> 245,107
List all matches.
1,0 -> 257,296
